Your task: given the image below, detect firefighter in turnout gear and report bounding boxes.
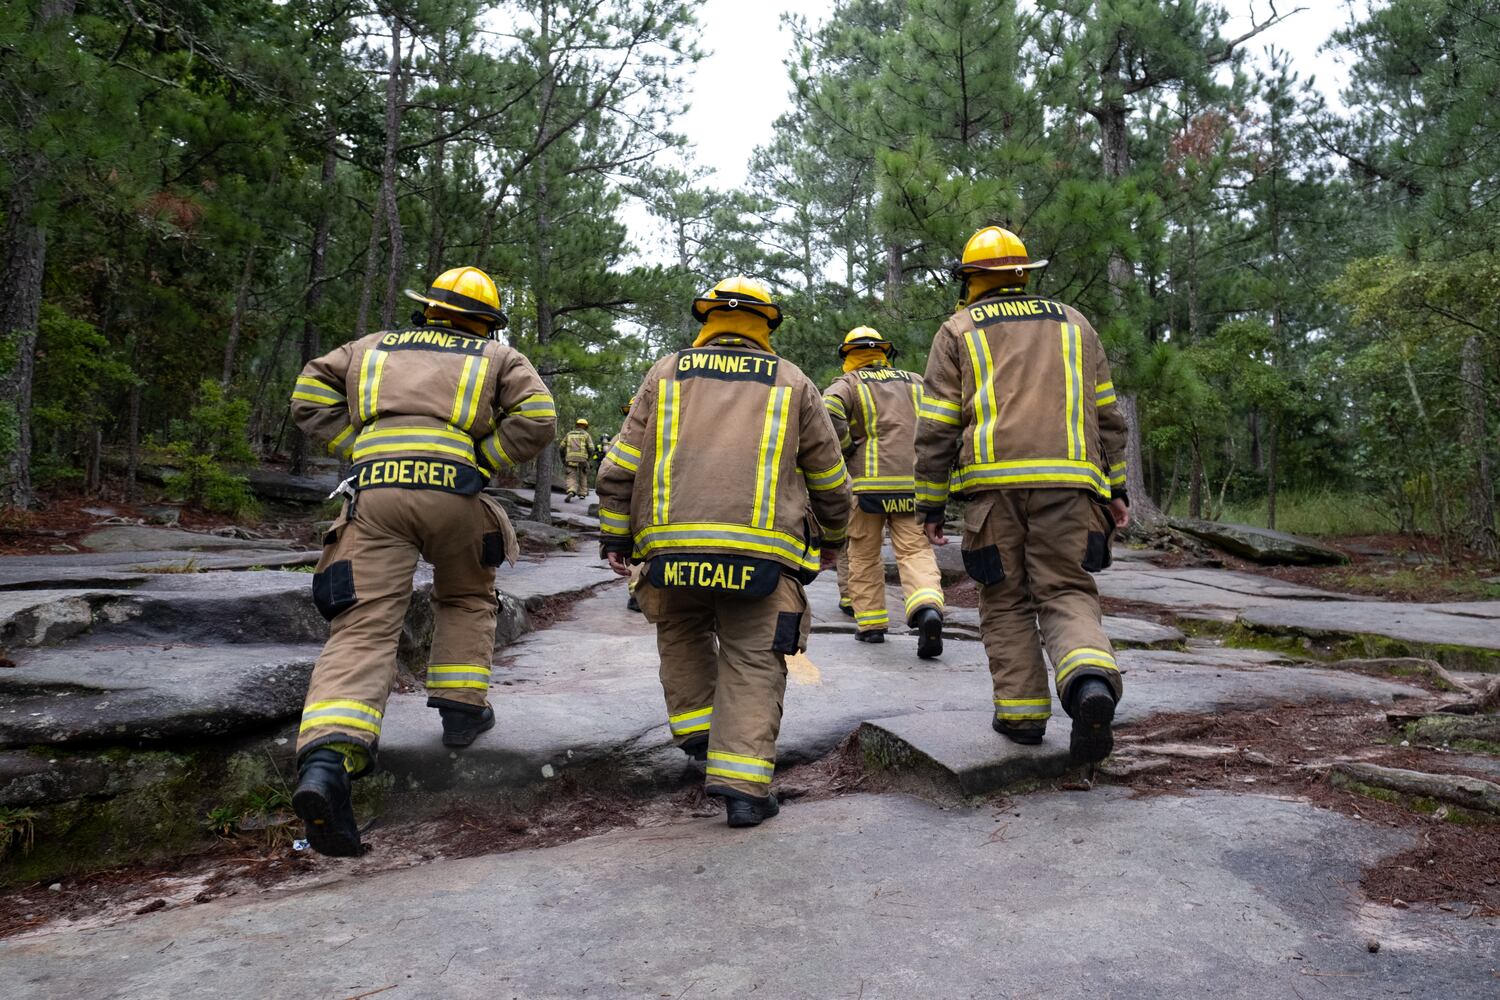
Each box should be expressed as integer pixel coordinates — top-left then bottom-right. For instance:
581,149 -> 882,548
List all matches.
288,265 -> 555,856
596,276 -> 851,827
824,327 -> 945,656
915,227 -> 1130,763
562,418 -> 594,501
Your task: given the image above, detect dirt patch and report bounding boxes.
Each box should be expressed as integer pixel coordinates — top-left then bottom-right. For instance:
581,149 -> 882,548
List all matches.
0,493 -> 313,556
1105,700 -> 1500,915
944,579 -> 979,609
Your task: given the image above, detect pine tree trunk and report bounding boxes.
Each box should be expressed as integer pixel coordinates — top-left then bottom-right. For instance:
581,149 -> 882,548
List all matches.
125,381 -> 141,503
1093,99 -> 1163,528
221,247 -> 257,387
1266,412 -> 1279,531
884,241 -> 903,311
290,128 -> 337,477
378,14 -> 407,331
424,30 -> 450,278
1461,335 -> 1497,558
528,3 -> 556,525
0,173 -> 46,509
1188,433 -> 1204,520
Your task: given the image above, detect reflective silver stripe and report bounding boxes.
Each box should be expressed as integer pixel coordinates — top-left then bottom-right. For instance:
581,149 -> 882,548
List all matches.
513,393 -> 555,417
606,440 -> 640,473
359,349 -> 388,421
964,331 -> 998,464
599,507 -> 631,536
352,432 -> 477,464
955,462 -> 1107,493
294,377 -> 345,405
1063,323 -> 1085,462
670,706 -> 713,735
825,396 -> 847,419
478,432 -> 510,471
805,462 -> 846,491
452,356 -> 490,432
855,380 -> 878,479
915,478 -> 949,505
706,752 -> 774,782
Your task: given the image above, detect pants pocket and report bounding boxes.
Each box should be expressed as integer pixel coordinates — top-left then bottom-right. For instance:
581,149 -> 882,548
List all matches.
771,611 -> 804,654
312,560 -> 358,621
481,532 -> 505,567
477,494 -> 518,567
1081,500 -> 1115,573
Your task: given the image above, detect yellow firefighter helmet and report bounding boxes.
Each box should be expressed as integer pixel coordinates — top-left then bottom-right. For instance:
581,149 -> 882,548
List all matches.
690,275 -> 783,330
956,226 -> 1048,276
404,266 -> 508,329
837,326 -> 898,361
576,418 -> 589,428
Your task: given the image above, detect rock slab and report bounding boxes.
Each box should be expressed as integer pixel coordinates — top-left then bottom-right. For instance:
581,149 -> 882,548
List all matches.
1171,518 -> 1349,566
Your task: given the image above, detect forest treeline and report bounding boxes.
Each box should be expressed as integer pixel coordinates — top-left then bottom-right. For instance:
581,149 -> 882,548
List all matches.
0,0 -> 1496,555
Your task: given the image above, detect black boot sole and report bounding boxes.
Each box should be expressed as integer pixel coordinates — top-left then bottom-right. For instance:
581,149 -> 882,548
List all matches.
916,616 -> 943,660
855,631 -> 885,644
442,709 -> 496,748
1070,687 -> 1116,763
292,785 -> 362,858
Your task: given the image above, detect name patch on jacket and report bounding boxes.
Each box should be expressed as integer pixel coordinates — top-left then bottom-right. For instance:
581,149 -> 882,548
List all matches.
857,493 -> 917,515
967,297 -> 1067,327
675,350 -> 779,384
854,368 -> 914,383
378,328 -> 489,355
351,458 -> 486,495
648,554 -> 782,597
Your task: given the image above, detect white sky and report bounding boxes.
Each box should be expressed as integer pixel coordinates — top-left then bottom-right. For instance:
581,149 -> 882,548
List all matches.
671,0 -> 1363,189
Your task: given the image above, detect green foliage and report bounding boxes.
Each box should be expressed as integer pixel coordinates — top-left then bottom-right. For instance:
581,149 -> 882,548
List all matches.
0,806 -> 38,860
163,380 -> 258,516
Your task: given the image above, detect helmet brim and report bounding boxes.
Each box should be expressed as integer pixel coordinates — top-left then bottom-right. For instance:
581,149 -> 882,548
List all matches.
955,257 -> 1049,275
691,296 -> 783,330
405,288 -> 508,328
838,338 -> 897,359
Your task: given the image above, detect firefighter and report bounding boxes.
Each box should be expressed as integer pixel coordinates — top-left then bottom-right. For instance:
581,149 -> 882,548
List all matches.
596,276 -> 851,828
561,418 -> 594,501
288,265 -> 555,856
824,327 -> 945,657
915,227 -> 1129,764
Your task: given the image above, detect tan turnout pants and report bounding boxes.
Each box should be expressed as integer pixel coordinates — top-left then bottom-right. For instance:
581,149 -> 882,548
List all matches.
296,487 -> 511,773
846,503 -> 944,633
636,569 -> 811,799
962,488 -> 1121,732
836,549 -> 852,615
565,461 -> 590,497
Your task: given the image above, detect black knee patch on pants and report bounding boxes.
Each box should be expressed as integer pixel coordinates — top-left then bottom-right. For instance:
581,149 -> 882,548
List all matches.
962,545 -> 1005,586
481,531 -> 505,567
771,611 -> 803,654
311,560 -> 358,621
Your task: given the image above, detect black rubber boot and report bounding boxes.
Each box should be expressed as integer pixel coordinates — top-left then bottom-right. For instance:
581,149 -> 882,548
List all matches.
855,629 -> 886,644
292,749 -> 362,858
912,608 -> 944,660
440,704 -> 496,748
839,603 -> 855,618
679,732 -> 709,762
992,717 -> 1045,745
719,790 -> 780,828
1068,678 -> 1117,763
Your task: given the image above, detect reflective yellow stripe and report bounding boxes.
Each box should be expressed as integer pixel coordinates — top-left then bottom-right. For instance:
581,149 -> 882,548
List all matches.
706,750 -> 774,783
511,393 -> 556,419
915,478 -> 949,505
903,587 -> 945,616
1109,461 -> 1127,487
359,350 -> 388,422
634,522 -> 819,572
805,461 -> 847,492
751,386 -> 793,530
955,459 -> 1107,495
327,425 -> 354,458
852,379 -> 878,480
299,699 -> 383,736
855,610 -> 889,627
823,523 -> 847,544
450,356 -> 490,432
669,705 -> 713,736
917,395 -> 961,426
425,664 -> 492,690
352,425 -> 478,464
994,698 -> 1052,721
1096,381 -> 1117,407
1061,323 -> 1085,462
478,432 -> 512,472
852,475 -> 914,492
652,380 -> 680,524
1054,647 -> 1118,687
599,507 -> 631,536
824,395 -> 847,420
294,376 -> 345,406
963,330 -> 998,464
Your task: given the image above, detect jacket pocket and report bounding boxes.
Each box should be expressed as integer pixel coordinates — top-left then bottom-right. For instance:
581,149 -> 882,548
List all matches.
312,560 -> 357,621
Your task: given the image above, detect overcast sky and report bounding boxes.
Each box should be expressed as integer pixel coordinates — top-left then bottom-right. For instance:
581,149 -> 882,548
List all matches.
671,0 -> 1365,189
